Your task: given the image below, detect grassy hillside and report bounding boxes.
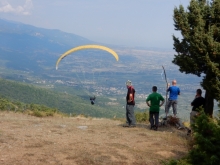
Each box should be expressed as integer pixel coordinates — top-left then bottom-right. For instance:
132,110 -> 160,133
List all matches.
0,78 -> 124,118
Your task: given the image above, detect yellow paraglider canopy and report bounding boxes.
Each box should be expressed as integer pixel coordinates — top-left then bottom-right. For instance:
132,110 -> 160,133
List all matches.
56,44 -> 119,70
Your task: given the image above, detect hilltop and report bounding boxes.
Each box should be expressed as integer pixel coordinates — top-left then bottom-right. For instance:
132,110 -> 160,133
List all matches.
0,112 -> 188,165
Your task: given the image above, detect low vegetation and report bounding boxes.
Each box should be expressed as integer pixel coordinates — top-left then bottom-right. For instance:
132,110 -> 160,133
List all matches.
0,78 -> 125,118
0,97 -> 63,117
164,107 -> 220,165
135,110 -> 149,123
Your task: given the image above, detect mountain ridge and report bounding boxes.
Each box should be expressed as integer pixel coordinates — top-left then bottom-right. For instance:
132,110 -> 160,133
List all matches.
0,18 -> 96,71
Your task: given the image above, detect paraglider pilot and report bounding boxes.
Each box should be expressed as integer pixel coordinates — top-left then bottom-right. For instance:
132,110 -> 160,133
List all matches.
90,96 -> 96,105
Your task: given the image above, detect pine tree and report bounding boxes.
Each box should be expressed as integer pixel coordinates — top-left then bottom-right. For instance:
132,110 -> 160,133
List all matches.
189,108 -> 220,165
164,109 -> 220,165
173,0 -> 220,116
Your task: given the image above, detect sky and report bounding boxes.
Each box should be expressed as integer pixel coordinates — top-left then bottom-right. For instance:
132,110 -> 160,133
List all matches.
0,0 -> 190,49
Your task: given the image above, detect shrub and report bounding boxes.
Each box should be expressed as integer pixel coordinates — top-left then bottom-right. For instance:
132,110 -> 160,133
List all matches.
135,110 -> 149,123
31,110 -> 44,117
167,116 -> 180,126
162,159 -> 190,165
165,107 -> 220,165
45,111 -> 54,116
188,109 -> 220,165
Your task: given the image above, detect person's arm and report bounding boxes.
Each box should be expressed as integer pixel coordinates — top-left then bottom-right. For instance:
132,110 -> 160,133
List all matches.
127,93 -> 133,103
146,99 -> 151,107
167,83 -> 170,92
191,98 -> 196,106
146,101 -> 150,107
160,100 -> 165,107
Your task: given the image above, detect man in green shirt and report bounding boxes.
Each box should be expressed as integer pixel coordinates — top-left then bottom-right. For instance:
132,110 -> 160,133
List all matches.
146,86 -> 165,131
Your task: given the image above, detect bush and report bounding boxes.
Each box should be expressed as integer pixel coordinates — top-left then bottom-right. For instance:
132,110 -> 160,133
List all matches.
0,97 -> 67,118
135,110 -> 149,123
165,107 -> 220,165
162,159 -> 190,165
188,109 -> 220,165
45,111 -> 54,117
31,110 -> 44,117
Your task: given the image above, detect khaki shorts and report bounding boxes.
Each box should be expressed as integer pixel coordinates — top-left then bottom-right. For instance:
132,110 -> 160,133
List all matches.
190,111 -> 199,126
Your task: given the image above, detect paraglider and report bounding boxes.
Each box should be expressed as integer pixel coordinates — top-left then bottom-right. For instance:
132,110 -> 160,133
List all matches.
55,44 -> 119,70
90,96 -> 96,105
55,44 -> 119,105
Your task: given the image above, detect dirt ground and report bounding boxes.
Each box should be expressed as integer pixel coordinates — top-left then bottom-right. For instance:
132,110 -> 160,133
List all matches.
0,112 -> 189,165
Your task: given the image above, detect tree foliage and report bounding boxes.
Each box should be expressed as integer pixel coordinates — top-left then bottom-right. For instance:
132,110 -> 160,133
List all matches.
164,108 -> 220,165
189,109 -> 220,165
173,0 -> 220,116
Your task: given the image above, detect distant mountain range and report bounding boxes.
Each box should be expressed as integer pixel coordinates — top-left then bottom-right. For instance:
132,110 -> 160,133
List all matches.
0,19 -> 129,118
0,19 -> 96,71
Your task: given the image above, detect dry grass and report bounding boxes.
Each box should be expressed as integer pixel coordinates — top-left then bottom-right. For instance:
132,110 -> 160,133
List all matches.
0,111 -> 189,165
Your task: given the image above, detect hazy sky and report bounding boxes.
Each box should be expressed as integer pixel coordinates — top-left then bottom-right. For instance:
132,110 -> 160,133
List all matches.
0,0 -> 190,49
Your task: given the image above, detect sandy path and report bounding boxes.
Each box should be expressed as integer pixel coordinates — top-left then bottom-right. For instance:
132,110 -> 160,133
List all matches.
0,112 -> 188,165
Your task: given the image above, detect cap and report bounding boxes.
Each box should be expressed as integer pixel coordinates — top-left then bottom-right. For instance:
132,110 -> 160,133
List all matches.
126,80 -> 132,86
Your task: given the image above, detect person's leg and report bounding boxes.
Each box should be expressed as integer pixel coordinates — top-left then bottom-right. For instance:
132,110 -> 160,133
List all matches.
130,105 -> 136,126
172,100 -> 177,117
187,111 -> 198,135
150,112 -> 154,129
125,105 -> 130,125
154,112 -> 159,126
166,100 -> 172,117
190,111 -> 198,126
154,112 -> 159,130
127,105 -> 136,126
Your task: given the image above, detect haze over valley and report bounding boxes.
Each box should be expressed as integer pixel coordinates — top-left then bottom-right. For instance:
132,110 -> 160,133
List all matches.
0,19 -> 217,119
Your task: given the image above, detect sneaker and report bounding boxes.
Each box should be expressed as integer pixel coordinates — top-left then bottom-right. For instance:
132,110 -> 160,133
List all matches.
150,125 -> 155,130
123,124 -> 130,127
187,129 -> 191,135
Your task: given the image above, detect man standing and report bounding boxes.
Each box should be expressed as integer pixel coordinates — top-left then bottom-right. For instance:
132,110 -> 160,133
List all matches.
146,86 -> 165,131
186,89 -> 205,135
166,80 -> 180,117
124,80 -> 136,127
190,89 -> 205,123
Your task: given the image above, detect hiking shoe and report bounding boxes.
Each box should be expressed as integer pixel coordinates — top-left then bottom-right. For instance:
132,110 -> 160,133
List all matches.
123,124 -> 130,127
187,130 -> 191,135
129,125 -> 136,128
150,125 -> 155,130
154,126 -> 158,131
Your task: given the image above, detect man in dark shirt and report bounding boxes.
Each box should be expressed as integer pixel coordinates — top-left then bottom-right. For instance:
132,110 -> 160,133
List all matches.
191,89 -> 205,110
188,89 -> 205,135
124,80 -> 136,127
